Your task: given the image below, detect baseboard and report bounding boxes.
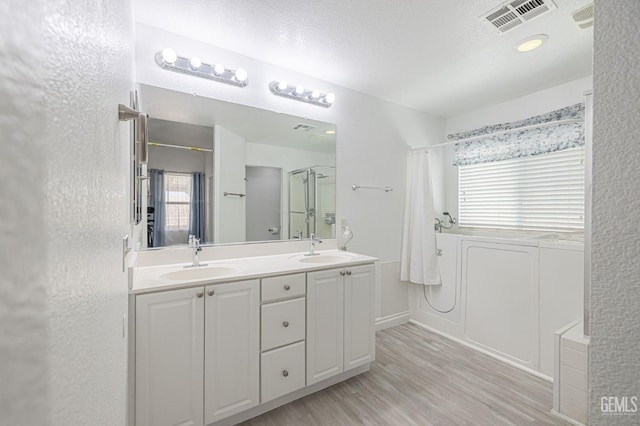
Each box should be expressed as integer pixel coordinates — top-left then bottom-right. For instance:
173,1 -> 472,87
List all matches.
550,409 -> 586,426
375,311 -> 410,331
409,319 -> 553,382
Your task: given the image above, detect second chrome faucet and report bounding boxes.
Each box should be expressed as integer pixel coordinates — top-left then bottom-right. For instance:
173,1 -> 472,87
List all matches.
305,233 -> 322,256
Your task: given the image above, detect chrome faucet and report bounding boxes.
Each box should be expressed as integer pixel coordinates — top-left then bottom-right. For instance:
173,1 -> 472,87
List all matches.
434,212 -> 456,233
305,233 -> 322,256
187,235 -> 206,267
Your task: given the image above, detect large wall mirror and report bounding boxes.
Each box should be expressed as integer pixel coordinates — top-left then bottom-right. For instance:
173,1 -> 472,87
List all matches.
137,84 -> 336,249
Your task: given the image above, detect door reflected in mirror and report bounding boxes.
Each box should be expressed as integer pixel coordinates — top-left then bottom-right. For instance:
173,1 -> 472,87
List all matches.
139,84 -> 336,249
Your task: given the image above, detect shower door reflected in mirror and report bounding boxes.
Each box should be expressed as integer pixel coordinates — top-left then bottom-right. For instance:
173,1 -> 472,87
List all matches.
138,84 -> 336,249
288,166 -> 336,239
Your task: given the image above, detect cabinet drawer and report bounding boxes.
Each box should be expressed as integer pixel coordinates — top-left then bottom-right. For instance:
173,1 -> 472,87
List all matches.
261,341 -> 305,403
262,273 -> 306,302
261,298 -> 305,351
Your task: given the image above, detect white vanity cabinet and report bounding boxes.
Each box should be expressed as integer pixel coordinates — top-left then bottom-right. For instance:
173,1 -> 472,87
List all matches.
135,280 -> 260,426
306,264 -> 375,385
204,280 -> 260,424
260,273 -> 307,403
135,286 -> 205,426
132,254 -> 376,426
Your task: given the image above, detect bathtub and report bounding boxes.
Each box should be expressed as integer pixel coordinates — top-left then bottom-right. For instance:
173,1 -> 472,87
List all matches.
411,231 -> 584,379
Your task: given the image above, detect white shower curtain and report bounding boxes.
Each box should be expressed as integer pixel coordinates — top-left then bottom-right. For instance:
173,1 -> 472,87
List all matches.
400,150 -> 442,285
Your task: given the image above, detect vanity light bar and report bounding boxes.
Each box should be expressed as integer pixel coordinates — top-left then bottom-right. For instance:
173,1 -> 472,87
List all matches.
269,81 -> 335,108
155,48 -> 248,87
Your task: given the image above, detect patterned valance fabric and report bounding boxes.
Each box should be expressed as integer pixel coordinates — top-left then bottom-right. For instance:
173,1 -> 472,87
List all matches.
452,103 -> 585,166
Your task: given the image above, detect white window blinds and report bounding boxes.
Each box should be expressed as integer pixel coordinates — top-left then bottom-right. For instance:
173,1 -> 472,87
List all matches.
458,147 -> 585,232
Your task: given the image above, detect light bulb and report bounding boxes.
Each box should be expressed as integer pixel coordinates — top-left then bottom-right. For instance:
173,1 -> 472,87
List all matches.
161,48 -> 177,64
213,63 -> 225,75
235,68 -> 248,82
295,85 -> 305,95
311,89 -> 321,99
277,81 -> 288,91
189,57 -> 202,70
324,93 -> 336,104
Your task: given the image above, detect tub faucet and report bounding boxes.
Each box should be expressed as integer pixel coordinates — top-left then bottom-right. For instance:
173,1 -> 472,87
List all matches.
306,233 -> 322,256
187,235 -> 206,267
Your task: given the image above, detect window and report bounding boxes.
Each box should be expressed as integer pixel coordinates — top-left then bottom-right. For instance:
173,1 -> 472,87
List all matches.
164,173 -> 192,232
458,147 -> 584,233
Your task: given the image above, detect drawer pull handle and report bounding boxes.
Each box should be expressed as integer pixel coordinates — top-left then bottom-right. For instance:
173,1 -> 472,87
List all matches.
284,284 -> 291,291
196,291 -> 204,298
207,289 -> 214,296
340,271 -> 346,276
282,321 -> 290,328
346,270 -> 352,276
282,370 -> 289,377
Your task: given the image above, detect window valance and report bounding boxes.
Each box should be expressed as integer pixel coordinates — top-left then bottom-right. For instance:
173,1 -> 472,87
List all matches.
452,103 -> 585,166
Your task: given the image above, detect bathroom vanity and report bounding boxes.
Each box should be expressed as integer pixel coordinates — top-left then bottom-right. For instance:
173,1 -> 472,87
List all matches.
129,249 -> 376,426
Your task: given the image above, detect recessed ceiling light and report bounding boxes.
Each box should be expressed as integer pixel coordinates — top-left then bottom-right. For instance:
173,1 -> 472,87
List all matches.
325,130 -> 335,135
516,34 -> 549,52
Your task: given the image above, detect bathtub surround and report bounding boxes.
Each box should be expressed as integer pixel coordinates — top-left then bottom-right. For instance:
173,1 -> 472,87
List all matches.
400,150 -> 441,286
410,233 -> 584,379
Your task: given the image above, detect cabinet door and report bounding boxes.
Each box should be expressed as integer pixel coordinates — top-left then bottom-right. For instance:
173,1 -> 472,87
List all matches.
136,287 -> 204,426
204,280 -> 260,424
344,264 -> 376,370
306,269 -> 344,385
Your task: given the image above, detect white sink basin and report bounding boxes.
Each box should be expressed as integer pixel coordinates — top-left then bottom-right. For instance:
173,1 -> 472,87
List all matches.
296,253 -> 358,264
160,266 -> 237,281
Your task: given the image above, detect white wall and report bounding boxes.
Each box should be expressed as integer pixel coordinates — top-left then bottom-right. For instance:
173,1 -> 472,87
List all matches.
435,76 -> 593,223
0,2 -> 48,424
43,1 -> 135,424
1,0 -> 134,424
135,23 -> 445,321
135,23 -> 445,263
591,3 -> 640,424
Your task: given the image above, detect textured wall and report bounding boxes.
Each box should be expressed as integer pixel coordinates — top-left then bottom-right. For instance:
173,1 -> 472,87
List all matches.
1,1 -> 134,424
43,0 -> 134,423
0,1 -> 49,425
591,2 -> 640,424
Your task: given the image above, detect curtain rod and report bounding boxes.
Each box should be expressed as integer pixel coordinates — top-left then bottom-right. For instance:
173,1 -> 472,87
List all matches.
412,119 -> 583,151
149,141 -> 213,152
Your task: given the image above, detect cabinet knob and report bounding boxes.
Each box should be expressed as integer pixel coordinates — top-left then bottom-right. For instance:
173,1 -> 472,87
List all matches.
340,271 -> 346,276
282,370 -> 289,377
346,270 -> 352,276
207,289 -> 215,296
284,284 -> 291,291
282,321 -> 289,328
196,291 -> 204,298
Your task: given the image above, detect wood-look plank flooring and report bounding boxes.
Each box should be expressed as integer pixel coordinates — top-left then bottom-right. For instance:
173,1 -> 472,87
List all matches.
241,323 -> 569,426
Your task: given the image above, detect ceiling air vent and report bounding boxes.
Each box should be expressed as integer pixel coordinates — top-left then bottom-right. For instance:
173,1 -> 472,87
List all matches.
293,123 -> 317,131
572,3 -> 594,29
482,0 -> 557,34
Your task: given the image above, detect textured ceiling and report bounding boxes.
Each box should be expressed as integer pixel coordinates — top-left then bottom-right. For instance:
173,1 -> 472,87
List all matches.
134,0 -> 593,117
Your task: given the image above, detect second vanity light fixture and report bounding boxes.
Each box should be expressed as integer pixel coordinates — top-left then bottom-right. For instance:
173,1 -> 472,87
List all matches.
155,48 -> 248,87
269,80 -> 335,108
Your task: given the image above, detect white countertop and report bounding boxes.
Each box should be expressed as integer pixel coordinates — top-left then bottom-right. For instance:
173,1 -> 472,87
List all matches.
130,249 -> 378,294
